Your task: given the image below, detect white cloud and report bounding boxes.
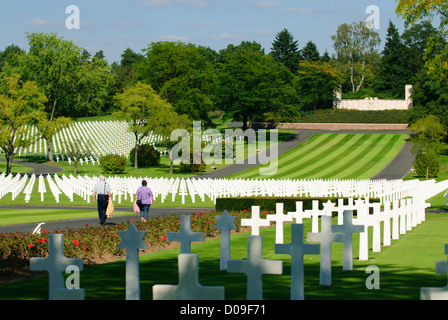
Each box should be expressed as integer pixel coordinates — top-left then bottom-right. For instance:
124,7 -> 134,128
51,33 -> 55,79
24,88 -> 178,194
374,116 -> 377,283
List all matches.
251,1 -> 281,8
28,18 -> 61,27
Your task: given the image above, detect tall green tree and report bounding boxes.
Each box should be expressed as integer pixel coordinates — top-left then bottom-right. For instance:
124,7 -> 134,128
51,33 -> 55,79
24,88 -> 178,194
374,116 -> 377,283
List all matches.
136,41 -> 216,122
114,82 -> 191,170
0,74 -> 46,174
293,61 -> 343,111
302,41 -> 320,62
217,41 -> 296,130
270,28 -> 301,73
396,0 -> 448,80
3,32 -> 113,160
332,21 -> 381,92
374,21 -> 413,98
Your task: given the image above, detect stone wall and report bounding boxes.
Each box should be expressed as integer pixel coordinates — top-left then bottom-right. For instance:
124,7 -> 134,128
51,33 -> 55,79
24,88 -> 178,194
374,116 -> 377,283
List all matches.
334,85 -> 413,111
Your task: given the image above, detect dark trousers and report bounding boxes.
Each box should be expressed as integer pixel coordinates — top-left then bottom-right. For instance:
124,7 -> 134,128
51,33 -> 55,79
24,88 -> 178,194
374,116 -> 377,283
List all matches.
97,194 -> 109,224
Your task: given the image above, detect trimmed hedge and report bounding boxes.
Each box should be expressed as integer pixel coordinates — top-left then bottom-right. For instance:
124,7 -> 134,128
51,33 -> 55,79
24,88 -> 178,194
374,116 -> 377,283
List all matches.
215,196 -> 380,212
293,110 -> 409,124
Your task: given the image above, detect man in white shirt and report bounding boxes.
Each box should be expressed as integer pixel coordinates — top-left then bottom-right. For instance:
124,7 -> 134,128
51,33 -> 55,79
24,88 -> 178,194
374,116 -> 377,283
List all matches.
93,176 -> 112,225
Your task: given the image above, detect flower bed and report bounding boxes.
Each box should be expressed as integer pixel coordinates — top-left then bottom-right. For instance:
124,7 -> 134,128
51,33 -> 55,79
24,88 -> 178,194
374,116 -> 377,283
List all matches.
0,209 -> 259,275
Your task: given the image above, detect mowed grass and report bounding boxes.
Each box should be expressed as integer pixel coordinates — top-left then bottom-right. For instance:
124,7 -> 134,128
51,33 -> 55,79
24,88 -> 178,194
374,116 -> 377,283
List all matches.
230,133 -> 409,180
2,213 -> 448,300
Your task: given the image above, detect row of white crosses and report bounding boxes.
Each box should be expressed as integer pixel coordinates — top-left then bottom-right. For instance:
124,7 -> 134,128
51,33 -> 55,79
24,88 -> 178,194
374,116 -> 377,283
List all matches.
29,195 -> 445,301
12,121 -> 167,161
5,173 -> 448,208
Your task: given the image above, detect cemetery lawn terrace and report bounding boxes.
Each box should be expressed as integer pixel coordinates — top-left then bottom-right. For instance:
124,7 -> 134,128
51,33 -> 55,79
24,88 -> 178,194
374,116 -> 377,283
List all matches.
229,133 -> 409,180
1,213 -> 447,300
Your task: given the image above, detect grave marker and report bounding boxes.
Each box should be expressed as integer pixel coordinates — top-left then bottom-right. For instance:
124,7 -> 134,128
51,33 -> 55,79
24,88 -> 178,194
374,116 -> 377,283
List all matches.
117,223 -> 148,300
332,210 -> 364,270
241,206 -> 270,236
215,210 -> 237,270
30,233 -> 84,300
307,216 -> 344,286
275,223 -> 319,300
288,201 -> 311,223
266,203 -> 292,244
227,235 -> 283,300
153,254 -> 225,300
167,215 -> 205,253
421,244 -> 448,300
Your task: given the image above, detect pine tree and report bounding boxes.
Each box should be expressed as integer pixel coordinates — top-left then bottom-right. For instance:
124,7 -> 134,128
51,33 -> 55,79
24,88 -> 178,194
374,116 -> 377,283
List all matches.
270,28 -> 301,73
302,41 -> 320,61
374,21 -> 413,98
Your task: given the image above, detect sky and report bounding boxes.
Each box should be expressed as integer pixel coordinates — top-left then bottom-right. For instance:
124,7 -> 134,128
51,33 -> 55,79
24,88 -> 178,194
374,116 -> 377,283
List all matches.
0,0 -> 407,63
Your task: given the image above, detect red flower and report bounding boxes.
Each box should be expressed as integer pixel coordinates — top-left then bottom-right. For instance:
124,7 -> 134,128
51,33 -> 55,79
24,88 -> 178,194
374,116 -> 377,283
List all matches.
43,230 -> 48,233
16,230 -> 21,233
162,235 -> 166,240
198,212 -> 201,215
207,221 -> 210,224
28,244 -> 34,248
74,240 -> 80,247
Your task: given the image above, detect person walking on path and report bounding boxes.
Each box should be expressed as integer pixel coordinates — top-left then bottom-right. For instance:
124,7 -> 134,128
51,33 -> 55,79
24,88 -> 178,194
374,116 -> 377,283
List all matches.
93,176 -> 112,225
135,180 -> 154,223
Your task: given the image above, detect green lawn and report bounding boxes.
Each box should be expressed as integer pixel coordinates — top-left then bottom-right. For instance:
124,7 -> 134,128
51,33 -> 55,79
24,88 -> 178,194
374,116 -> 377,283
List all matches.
1,213 -> 448,300
228,133 -> 409,180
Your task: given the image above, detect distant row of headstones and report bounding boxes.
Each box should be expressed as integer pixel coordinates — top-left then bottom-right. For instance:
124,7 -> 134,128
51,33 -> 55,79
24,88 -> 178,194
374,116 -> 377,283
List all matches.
29,199 -> 448,300
2,173 -> 447,208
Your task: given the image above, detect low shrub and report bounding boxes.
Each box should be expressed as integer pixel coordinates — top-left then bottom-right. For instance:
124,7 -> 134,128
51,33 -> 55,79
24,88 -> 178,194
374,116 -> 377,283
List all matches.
100,154 -> 127,174
0,209 -> 253,272
129,144 -> 160,168
414,151 -> 439,179
180,151 -> 206,172
215,196 -> 380,212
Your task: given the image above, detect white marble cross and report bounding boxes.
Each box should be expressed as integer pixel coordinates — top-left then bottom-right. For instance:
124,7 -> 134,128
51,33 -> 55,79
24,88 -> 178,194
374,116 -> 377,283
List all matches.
307,216 -> 344,286
215,210 -> 237,270
227,235 -> 283,300
309,200 -> 324,233
30,233 -> 84,300
275,223 -> 319,300
421,244 -> 448,300
267,203 -> 293,244
332,210 -> 364,271
241,206 -> 270,236
153,254 -> 225,300
354,198 -> 369,261
167,215 -> 205,253
382,201 -> 392,246
117,223 -> 148,300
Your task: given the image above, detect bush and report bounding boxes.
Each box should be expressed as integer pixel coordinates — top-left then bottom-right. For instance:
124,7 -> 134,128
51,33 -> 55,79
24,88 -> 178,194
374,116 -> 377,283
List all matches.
414,151 -> 439,179
180,151 -> 206,172
100,154 -> 127,174
129,144 -> 161,168
215,196 -> 380,212
0,209 -> 253,271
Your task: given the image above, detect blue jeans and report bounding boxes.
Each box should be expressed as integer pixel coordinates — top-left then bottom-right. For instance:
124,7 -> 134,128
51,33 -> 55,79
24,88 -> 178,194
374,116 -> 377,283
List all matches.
97,195 -> 109,224
140,204 -> 150,220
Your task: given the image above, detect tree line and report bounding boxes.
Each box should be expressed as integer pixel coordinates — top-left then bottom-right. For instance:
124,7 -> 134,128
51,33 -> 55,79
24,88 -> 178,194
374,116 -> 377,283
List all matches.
0,0 -> 447,174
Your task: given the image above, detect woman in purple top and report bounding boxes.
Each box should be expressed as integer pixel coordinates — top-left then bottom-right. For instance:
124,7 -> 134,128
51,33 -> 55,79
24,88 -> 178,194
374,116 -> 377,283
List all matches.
135,180 -> 154,223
